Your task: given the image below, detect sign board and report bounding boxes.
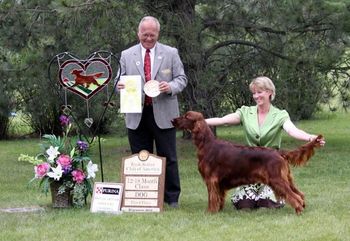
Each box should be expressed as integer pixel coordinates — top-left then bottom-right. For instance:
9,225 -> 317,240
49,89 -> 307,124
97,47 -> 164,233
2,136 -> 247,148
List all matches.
90,182 -> 123,214
121,150 -> 166,212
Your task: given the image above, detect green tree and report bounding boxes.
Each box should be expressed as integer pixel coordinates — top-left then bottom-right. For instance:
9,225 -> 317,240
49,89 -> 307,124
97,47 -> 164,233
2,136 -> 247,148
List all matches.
0,48 -> 14,139
0,0 -> 141,137
145,0 -> 350,120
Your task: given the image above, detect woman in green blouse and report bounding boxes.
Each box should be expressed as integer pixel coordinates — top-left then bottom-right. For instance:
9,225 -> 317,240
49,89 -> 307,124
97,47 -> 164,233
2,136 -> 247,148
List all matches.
205,76 -> 325,209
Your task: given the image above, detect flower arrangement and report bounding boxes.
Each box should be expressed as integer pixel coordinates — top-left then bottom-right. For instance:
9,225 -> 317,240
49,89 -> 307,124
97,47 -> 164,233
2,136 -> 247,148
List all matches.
18,114 -> 98,207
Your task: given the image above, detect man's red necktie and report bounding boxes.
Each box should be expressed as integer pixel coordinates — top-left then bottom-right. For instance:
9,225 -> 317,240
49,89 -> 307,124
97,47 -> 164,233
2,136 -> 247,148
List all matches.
144,49 -> 152,105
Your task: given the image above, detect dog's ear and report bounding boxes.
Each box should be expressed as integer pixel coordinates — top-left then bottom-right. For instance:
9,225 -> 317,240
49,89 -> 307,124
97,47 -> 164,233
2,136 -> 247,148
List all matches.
192,120 -> 199,132
192,120 -> 207,141
193,119 -> 205,132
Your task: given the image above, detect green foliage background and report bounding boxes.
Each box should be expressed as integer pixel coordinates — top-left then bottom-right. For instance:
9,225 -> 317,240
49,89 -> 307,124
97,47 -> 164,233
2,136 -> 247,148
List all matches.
1,0 -> 350,139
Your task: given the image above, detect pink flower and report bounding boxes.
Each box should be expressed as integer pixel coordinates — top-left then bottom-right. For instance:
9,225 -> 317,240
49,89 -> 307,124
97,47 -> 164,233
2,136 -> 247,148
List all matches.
72,169 -> 85,184
34,163 -> 50,178
56,154 -> 72,168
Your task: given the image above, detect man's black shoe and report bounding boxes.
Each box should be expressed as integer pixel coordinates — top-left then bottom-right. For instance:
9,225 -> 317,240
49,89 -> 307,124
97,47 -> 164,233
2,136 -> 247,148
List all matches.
168,202 -> 179,208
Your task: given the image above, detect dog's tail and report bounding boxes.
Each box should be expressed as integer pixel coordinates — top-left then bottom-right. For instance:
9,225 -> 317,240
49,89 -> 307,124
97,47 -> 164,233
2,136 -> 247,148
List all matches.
279,135 -> 323,166
94,72 -> 103,78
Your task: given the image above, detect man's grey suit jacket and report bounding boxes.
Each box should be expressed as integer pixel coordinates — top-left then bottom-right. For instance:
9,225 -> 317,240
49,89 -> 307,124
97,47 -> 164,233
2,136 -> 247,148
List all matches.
119,42 -> 187,130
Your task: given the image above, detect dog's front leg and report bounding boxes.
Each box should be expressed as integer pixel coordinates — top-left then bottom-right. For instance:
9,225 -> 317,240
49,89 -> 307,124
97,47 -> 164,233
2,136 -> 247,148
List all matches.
206,178 -> 221,213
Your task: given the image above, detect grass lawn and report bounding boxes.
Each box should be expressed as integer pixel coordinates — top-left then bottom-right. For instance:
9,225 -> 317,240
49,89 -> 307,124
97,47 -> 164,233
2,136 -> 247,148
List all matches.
0,111 -> 349,241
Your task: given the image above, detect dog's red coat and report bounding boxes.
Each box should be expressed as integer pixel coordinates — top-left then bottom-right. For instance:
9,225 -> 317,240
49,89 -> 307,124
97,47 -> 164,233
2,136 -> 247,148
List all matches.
172,111 -> 323,214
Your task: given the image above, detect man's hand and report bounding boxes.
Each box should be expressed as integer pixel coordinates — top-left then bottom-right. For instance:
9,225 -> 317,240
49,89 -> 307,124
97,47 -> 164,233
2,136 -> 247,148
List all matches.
159,81 -> 171,93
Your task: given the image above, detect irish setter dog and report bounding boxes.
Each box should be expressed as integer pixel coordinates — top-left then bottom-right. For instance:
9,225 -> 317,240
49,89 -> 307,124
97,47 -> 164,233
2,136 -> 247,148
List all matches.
171,111 -> 323,215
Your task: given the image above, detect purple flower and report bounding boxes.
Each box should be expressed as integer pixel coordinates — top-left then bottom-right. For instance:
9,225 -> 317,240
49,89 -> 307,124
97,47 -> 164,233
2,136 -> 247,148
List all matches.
77,140 -> 89,152
59,115 -> 70,126
62,165 -> 72,175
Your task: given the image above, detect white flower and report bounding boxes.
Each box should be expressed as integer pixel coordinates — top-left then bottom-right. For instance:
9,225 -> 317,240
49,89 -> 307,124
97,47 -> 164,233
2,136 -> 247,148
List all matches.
87,161 -> 98,179
47,164 -> 63,181
46,146 -> 60,162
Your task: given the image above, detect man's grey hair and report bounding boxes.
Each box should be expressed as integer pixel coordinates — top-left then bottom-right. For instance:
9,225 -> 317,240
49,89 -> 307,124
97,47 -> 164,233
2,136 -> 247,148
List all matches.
138,16 -> 160,32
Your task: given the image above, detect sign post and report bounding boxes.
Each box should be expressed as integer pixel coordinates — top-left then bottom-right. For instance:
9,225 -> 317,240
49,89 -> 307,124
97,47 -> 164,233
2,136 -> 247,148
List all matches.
121,150 -> 166,212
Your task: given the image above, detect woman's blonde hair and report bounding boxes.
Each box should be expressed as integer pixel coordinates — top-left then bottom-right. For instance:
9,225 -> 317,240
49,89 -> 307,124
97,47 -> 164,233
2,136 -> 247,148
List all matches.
249,76 -> 276,101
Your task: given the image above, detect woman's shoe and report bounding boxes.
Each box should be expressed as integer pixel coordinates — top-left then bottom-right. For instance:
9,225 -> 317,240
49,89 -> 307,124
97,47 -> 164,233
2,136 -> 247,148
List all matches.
256,198 -> 285,209
233,199 -> 257,210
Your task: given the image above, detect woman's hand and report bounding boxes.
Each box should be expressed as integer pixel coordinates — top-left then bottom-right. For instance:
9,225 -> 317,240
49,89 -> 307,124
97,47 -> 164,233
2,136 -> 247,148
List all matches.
309,135 -> 326,146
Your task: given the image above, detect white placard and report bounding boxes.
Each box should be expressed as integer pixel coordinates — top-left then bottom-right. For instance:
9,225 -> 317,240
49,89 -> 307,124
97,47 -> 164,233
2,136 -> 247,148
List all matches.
125,176 -> 159,190
124,199 -> 158,207
124,155 -> 163,175
121,207 -> 160,212
120,75 -> 142,113
124,191 -> 158,199
90,182 -> 123,214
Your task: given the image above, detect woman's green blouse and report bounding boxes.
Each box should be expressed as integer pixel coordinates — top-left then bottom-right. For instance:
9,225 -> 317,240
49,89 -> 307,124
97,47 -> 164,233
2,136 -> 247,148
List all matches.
235,105 -> 290,149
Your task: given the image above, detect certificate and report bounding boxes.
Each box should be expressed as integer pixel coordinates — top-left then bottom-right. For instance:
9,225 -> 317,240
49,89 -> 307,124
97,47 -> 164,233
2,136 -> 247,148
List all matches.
120,75 -> 142,113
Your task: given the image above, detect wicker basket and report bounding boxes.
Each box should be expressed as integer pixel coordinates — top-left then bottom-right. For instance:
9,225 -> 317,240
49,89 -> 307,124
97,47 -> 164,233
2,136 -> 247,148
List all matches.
50,181 -> 73,208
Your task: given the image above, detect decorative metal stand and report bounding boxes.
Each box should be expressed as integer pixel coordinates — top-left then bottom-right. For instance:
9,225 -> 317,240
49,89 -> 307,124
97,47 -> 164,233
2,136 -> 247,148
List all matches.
48,51 -> 121,182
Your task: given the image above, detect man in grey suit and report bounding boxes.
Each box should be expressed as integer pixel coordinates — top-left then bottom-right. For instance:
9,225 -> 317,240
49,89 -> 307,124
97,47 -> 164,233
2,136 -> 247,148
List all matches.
117,16 -> 187,208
